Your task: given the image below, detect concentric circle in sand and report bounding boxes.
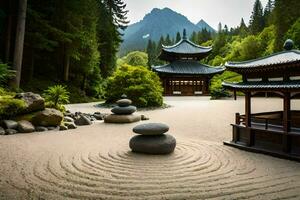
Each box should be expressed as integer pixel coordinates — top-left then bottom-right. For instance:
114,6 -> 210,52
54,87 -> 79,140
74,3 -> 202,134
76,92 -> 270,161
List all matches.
10,140 -> 300,199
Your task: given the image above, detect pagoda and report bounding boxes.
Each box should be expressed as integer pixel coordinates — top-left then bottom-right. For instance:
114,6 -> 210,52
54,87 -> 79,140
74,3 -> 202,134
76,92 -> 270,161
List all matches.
153,29 -> 224,96
222,39 -> 300,161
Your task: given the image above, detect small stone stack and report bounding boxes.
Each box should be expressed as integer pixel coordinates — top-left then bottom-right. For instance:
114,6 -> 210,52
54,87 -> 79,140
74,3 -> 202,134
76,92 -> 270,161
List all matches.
104,95 -> 141,123
130,123 -> 176,154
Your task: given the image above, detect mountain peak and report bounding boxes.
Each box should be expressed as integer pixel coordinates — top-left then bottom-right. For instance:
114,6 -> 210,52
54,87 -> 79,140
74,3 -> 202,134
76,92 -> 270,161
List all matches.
196,19 -> 215,32
120,8 -> 215,55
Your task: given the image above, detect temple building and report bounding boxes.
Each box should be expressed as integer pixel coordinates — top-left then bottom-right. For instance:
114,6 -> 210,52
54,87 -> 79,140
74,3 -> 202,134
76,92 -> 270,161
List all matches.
222,39 -> 300,161
152,30 -> 224,96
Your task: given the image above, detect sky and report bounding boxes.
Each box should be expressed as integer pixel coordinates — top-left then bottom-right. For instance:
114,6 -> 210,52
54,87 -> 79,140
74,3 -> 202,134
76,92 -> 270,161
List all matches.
124,0 -> 269,29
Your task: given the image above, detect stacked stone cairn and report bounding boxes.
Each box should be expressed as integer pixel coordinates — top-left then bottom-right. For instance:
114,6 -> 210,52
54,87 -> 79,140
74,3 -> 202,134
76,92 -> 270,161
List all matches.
104,95 -> 141,123
130,123 -> 176,154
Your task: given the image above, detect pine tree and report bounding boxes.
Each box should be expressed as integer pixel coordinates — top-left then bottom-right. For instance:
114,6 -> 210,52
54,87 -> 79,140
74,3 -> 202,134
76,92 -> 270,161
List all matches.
239,18 -> 248,37
263,0 -> 274,25
165,34 -> 172,45
273,0 -> 300,50
175,32 -> 181,43
190,31 -> 198,43
249,0 -> 264,34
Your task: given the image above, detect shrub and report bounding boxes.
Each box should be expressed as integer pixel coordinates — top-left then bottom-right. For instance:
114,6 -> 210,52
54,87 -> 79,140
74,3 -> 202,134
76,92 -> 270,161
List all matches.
0,62 -> 15,86
105,64 -> 163,107
118,51 -> 148,67
43,85 -> 69,112
0,97 -> 26,119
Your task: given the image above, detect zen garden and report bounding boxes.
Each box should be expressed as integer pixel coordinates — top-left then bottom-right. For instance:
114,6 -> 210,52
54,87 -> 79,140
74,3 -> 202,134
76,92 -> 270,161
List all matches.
1,0 -> 300,199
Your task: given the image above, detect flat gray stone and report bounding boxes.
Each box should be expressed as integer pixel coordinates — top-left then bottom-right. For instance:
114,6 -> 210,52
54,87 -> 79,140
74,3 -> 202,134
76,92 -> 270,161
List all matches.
64,122 -> 77,129
5,129 -> 17,135
17,120 -> 35,133
116,99 -> 132,107
104,114 -> 141,124
63,116 -> 74,122
59,125 -> 68,131
47,126 -> 59,131
0,127 -> 5,135
129,134 -> 176,155
2,120 -> 18,129
133,123 -> 169,135
35,126 -> 48,132
111,106 -> 136,115
74,115 -> 92,126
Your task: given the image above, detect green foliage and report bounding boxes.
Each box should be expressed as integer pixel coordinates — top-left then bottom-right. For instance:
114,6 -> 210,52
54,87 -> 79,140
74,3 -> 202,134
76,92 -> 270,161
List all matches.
210,71 -> 242,99
0,63 -> 15,86
106,64 -> 163,107
0,89 -> 26,119
118,51 -> 148,67
286,18 -> 300,49
43,85 -> 69,112
249,0 -> 264,34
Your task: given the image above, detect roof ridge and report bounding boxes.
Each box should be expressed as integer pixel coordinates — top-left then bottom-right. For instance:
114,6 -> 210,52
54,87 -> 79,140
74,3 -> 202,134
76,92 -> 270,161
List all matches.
226,50 -> 300,66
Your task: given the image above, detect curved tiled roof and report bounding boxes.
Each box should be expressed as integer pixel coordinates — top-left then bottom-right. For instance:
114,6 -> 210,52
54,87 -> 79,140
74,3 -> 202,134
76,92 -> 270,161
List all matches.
153,60 -> 225,75
162,39 -> 212,54
225,50 -> 300,69
222,81 -> 300,90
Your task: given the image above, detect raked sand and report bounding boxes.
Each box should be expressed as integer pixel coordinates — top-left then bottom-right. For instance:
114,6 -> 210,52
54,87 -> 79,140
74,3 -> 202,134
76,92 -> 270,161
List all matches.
1,97 -> 300,199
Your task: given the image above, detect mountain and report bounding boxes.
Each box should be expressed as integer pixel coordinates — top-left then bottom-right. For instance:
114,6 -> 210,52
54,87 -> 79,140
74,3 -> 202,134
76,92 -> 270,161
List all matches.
119,8 -> 214,56
196,19 -> 215,33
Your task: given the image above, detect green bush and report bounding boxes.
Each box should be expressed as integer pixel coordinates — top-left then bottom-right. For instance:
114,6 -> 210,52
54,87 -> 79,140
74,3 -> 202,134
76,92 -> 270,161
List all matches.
0,62 -> 15,86
105,64 -> 163,107
43,85 -> 70,112
118,51 -> 148,67
0,97 -> 26,119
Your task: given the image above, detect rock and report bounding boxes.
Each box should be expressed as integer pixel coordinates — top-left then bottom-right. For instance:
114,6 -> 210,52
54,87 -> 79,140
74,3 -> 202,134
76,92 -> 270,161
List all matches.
47,126 -> 58,131
133,123 -> 169,136
111,106 -> 137,115
116,99 -> 132,107
141,115 -> 150,121
121,94 -> 127,98
15,92 -> 44,113
5,129 -> 17,135
93,113 -> 104,120
63,116 -> 74,122
59,125 -> 68,131
0,127 -> 5,135
129,134 -> 176,155
35,126 -> 48,132
17,120 -> 35,133
104,114 -> 141,123
64,122 -> 77,129
74,115 -> 92,126
32,108 -> 63,127
2,120 -> 18,129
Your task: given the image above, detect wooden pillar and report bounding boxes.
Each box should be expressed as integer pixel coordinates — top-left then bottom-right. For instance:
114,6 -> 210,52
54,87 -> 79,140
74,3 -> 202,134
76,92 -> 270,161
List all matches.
245,92 -> 251,127
234,90 -> 237,100
283,92 -> 291,152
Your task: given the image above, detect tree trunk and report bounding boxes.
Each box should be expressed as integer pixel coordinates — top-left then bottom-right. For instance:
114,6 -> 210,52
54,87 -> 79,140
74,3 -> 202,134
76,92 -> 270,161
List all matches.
12,0 -> 27,88
5,14 -> 12,63
63,52 -> 70,82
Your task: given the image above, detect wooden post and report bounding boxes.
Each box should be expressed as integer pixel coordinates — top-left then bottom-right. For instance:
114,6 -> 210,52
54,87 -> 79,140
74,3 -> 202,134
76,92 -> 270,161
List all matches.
235,113 -> 240,125
245,92 -> 251,127
283,92 -> 291,152
234,90 -> 237,100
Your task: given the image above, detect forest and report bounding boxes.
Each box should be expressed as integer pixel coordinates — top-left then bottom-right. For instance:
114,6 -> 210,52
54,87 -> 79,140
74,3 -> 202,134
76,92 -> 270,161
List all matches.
0,0 -> 300,104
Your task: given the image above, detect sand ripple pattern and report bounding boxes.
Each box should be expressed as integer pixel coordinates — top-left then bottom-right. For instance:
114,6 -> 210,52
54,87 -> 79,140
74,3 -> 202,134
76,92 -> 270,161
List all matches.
13,141 -> 300,199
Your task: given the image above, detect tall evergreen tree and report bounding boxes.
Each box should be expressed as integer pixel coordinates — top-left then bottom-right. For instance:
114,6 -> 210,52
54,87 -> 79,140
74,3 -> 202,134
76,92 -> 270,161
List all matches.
273,0 -> 300,50
249,0 -> 264,34
263,0 -> 275,26
175,32 -> 181,43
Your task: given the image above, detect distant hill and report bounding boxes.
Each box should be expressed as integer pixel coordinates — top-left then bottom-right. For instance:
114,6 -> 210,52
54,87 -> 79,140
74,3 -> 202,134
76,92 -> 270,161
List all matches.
119,8 -> 215,56
196,19 -> 215,33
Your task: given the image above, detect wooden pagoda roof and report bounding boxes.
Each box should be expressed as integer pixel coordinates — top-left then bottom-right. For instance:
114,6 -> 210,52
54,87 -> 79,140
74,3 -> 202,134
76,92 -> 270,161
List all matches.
222,81 -> 300,91
225,50 -> 300,73
153,60 -> 224,76
159,29 -> 212,61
